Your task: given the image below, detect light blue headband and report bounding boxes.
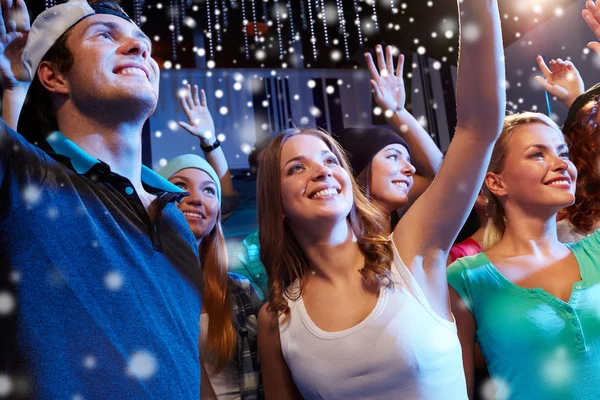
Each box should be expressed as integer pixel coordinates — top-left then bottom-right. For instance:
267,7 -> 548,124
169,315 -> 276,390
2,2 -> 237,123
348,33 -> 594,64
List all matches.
157,154 -> 221,203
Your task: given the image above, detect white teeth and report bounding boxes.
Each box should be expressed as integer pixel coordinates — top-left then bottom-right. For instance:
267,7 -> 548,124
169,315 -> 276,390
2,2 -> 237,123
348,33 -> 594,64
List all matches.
183,211 -> 203,219
549,180 -> 570,186
311,188 -> 338,199
393,181 -> 408,188
118,67 -> 146,78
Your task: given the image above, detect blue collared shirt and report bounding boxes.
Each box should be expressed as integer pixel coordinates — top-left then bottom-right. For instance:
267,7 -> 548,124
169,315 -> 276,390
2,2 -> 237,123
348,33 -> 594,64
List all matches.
1,125 -> 202,399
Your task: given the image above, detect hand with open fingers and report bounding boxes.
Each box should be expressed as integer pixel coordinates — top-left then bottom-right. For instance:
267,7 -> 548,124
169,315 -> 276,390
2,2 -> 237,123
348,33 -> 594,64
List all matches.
365,44 -> 406,115
0,0 -> 31,89
178,84 -> 216,143
583,0 -> 600,55
535,56 -> 584,108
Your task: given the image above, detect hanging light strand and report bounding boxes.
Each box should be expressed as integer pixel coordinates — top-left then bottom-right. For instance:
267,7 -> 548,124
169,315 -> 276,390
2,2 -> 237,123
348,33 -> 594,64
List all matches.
274,0 -> 284,59
319,0 -> 329,46
335,0 -> 349,59
205,0 -> 215,60
179,0 -> 187,22
353,0 -> 363,47
390,0 -> 397,15
287,0 -> 295,42
45,0 -> 56,9
214,0 -> 222,44
221,0 -> 229,27
251,0 -> 259,42
170,0 -> 178,60
133,0 -> 143,26
299,0 -> 308,30
240,0 -> 251,59
306,0 -> 317,59
371,0 -> 379,32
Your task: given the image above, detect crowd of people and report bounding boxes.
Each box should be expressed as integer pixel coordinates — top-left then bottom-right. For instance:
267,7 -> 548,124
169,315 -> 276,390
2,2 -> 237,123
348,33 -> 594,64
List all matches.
2,0 -> 600,399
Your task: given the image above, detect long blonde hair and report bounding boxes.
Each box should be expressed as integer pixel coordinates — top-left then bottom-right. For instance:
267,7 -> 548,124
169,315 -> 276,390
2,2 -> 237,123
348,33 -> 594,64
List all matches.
483,112 -> 563,249
257,128 -> 394,318
199,209 -> 236,373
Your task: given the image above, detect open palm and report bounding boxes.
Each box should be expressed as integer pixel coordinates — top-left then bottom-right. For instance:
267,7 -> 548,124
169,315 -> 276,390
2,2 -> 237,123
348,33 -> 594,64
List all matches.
365,45 -> 406,113
178,84 -> 216,141
0,0 -> 31,88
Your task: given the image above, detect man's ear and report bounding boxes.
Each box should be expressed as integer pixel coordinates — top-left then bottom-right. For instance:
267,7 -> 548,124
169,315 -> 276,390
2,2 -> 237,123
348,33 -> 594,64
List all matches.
37,61 -> 69,95
484,171 -> 507,199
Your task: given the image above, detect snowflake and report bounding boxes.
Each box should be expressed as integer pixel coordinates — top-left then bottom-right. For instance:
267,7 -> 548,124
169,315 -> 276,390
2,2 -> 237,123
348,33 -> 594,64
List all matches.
126,350 -> 158,380
104,271 -> 124,291
0,292 -> 16,316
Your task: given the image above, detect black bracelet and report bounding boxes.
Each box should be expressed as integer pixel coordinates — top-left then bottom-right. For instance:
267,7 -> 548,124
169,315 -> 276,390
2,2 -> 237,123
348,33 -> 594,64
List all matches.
200,138 -> 221,152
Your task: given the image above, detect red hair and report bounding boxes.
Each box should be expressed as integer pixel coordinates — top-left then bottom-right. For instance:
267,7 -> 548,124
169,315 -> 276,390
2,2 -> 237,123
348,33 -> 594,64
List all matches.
559,98 -> 600,232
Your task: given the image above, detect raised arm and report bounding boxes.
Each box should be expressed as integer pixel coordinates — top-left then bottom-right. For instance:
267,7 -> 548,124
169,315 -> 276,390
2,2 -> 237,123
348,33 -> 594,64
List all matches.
365,45 -> 443,180
392,0 -> 505,316
534,56 -> 584,109
178,84 -> 238,200
0,0 -> 31,130
583,0 -> 600,55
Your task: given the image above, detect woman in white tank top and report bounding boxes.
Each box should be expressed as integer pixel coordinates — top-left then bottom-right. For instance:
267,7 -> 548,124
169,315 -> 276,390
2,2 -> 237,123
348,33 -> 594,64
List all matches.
255,0 -> 505,398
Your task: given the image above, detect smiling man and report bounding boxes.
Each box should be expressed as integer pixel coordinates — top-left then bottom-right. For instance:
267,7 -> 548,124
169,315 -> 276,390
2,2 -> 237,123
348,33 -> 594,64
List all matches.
0,1 -> 203,398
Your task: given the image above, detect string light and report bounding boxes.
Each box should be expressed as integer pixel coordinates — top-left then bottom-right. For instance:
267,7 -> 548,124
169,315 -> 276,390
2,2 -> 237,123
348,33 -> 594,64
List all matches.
307,0 -> 317,59
214,0 -> 222,44
45,0 -> 56,9
353,0 -> 363,47
133,0 -> 144,26
251,0 -> 259,42
262,0 -> 268,23
390,0 -> 397,15
179,0 -> 187,22
287,0 -> 296,42
274,0 -> 284,59
299,0 -> 308,30
319,0 -> 329,46
371,0 -> 379,32
240,0 -> 251,59
205,0 -> 215,60
170,0 -> 178,60
221,0 -> 229,28
336,0 -> 349,59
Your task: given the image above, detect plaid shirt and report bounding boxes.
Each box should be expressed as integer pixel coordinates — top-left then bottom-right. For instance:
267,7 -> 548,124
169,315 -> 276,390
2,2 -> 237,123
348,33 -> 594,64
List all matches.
229,273 -> 265,400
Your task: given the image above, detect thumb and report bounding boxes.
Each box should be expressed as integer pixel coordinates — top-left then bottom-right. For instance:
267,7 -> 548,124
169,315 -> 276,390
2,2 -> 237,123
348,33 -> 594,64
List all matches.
588,42 -> 600,56
178,121 -> 198,136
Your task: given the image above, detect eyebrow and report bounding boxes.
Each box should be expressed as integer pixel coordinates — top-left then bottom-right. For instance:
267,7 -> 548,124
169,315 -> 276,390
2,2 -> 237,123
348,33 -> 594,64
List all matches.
283,150 -> 333,167
85,20 -> 153,52
526,143 -> 569,152
170,175 -> 216,187
385,147 -> 411,162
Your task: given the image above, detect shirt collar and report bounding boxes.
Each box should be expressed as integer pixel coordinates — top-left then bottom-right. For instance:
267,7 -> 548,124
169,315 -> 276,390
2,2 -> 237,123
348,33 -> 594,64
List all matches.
46,131 -> 184,194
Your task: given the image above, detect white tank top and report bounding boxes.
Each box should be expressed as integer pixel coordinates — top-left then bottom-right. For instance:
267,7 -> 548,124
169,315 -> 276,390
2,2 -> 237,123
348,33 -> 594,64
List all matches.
279,244 -> 468,400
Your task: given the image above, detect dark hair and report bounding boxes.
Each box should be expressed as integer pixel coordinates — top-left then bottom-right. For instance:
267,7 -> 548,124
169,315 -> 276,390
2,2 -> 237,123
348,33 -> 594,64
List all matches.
248,135 -> 273,174
559,98 -> 600,232
25,0 -> 128,138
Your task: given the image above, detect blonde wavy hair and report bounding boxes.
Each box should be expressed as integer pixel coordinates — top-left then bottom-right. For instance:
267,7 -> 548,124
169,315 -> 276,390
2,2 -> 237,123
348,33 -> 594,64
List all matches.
257,128 -> 395,318
483,112 -> 564,249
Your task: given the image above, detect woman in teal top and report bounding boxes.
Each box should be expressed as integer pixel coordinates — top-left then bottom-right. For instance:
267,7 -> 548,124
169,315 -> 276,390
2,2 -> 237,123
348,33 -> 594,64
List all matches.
447,112 -> 600,400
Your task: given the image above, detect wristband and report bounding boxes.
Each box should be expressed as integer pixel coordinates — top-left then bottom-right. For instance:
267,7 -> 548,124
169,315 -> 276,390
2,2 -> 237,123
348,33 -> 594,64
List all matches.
200,138 -> 221,152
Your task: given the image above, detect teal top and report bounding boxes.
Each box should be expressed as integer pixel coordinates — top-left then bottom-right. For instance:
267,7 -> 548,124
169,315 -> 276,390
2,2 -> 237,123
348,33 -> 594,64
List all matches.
447,230 -> 600,400
229,231 -> 268,302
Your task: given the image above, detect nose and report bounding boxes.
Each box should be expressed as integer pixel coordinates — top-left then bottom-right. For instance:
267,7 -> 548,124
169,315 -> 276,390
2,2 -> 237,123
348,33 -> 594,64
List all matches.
184,189 -> 204,206
551,154 -> 569,172
121,35 -> 150,60
401,160 -> 416,176
311,163 -> 334,181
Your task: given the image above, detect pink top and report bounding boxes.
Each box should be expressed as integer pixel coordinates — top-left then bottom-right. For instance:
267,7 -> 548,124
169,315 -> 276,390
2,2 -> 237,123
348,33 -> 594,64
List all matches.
449,237 -> 483,263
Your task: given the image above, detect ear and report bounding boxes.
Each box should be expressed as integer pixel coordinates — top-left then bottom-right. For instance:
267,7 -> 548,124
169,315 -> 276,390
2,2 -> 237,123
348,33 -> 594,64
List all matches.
484,171 -> 507,199
37,61 -> 69,95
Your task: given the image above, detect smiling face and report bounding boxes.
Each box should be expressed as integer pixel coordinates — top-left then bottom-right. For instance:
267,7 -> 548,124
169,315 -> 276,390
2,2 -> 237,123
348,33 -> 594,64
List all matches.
488,123 -> 577,214
367,144 -> 415,212
169,168 -> 220,242
60,14 -> 159,116
279,134 -> 354,227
